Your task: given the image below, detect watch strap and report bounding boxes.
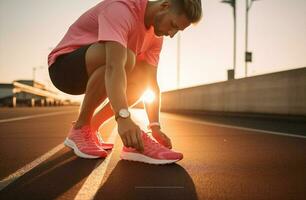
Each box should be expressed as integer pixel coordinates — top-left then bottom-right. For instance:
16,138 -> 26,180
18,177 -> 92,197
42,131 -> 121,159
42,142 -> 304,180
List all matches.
147,122 -> 161,130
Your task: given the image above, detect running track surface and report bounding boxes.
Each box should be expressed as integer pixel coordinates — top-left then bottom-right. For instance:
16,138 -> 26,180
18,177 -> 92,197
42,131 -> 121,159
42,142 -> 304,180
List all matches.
0,106 -> 305,200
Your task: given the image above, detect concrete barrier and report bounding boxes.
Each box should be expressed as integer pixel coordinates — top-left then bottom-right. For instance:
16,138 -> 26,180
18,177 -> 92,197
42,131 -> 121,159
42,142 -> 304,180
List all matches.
161,68 -> 306,117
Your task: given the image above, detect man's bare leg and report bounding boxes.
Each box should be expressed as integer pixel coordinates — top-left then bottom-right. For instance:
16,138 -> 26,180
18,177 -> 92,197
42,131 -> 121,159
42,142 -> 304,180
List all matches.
91,63 -> 149,132
91,85 -> 145,132
73,42 -> 137,129
74,65 -> 107,129
73,42 -> 109,129
91,102 -> 114,132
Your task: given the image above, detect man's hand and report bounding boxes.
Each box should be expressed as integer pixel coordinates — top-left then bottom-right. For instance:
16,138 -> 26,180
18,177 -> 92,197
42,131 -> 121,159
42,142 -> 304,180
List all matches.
117,118 -> 144,152
151,127 -> 172,149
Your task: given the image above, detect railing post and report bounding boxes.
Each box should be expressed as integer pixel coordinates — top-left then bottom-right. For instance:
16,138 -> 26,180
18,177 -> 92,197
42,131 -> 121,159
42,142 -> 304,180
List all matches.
31,98 -> 35,107
12,96 -> 17,107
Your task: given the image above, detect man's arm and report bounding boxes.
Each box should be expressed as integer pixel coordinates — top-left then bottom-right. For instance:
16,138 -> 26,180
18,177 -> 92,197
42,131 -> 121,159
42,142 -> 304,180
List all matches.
142,62 -> 160,127
143,62 -> 172,148
105,41 -> 144,151
104,41 -> 129,112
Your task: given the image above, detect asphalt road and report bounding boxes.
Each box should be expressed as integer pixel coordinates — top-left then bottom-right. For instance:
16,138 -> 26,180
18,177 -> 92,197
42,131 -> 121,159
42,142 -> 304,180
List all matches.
0,106 -> 305,200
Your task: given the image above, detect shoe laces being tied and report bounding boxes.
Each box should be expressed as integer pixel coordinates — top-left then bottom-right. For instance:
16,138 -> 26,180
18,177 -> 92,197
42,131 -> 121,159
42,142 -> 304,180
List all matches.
143,132 -> 166,149
71,121 -> 93,140
80,126 -> 95,141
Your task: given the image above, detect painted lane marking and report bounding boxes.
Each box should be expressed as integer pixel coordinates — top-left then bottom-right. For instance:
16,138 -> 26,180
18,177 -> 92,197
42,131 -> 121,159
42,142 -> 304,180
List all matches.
0,143 -> 65,191
0,110 -> 78,123
74,128 -> 118,200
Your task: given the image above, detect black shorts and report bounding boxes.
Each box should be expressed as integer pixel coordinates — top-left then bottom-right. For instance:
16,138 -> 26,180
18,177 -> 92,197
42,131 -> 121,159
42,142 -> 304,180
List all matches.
48,44 -> 92,95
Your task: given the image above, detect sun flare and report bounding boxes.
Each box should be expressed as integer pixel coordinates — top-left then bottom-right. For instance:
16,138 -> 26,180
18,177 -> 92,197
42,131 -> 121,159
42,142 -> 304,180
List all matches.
141,89 -> 155,103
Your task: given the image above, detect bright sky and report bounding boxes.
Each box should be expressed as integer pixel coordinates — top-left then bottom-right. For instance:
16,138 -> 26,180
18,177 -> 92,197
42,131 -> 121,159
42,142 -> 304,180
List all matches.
0,0 -> 305,100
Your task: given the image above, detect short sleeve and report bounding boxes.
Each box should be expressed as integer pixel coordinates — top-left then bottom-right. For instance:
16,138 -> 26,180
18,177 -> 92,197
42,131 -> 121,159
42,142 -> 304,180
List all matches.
98,2 -> 135,47
140,37 -> 163,67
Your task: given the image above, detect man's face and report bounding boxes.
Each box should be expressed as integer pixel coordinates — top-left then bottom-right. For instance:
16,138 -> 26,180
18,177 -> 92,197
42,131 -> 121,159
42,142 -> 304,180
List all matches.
153,9 -> 191,38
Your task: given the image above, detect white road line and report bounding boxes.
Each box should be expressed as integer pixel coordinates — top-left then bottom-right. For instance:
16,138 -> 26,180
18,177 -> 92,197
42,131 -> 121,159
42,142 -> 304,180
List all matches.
135,186 -> 184,189
0,143 -> 64,191
163,115 -> 306,139
74,128 -> 118,200
0,110 -> 78,123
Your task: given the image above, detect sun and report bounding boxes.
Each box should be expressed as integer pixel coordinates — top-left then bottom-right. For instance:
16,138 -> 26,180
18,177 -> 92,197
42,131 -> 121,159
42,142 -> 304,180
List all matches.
141,89 -> 155,103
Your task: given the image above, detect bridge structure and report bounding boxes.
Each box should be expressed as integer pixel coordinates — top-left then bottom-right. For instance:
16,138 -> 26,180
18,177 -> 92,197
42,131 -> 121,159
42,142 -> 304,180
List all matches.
0,80 -> 70,107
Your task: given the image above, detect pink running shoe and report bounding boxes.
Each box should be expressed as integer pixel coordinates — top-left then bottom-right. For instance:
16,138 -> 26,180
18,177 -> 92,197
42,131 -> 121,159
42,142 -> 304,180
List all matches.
93,131 -> 114,150
120,131 -> 183,165
64,124 -> 108,159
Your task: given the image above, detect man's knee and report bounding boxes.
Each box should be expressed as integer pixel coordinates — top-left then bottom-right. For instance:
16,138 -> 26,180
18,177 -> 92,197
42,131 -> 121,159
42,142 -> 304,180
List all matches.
85,42 -> 136,77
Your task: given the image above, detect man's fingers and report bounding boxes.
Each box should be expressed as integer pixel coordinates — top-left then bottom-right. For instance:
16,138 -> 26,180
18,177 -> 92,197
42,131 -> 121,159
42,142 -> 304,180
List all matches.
126,132 -> 132,147
136,129 -> 144,152
161,134 -> 172,149
166,137 -> 172,149
131,130 -> 140,150
121,136 -> 128,147
168,140 -> 172,149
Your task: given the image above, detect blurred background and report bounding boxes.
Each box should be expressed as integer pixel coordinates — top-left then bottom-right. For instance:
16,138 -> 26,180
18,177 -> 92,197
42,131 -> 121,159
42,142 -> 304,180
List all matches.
0,0 -> 305,104
1,2 -> 306,198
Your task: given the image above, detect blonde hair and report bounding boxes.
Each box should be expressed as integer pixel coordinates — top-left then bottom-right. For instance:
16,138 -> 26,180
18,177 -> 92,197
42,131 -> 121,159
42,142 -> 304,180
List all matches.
171,0 -> 202,23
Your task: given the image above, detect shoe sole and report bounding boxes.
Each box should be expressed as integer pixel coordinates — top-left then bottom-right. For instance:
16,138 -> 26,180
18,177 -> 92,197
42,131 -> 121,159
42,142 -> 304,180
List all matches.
64,138 -> 102,159
101,144 -> 114,150
120,151 -> 181,165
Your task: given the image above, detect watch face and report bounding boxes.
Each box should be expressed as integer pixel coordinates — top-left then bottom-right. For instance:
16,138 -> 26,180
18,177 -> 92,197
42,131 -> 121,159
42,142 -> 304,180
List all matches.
119,109 -> 130,118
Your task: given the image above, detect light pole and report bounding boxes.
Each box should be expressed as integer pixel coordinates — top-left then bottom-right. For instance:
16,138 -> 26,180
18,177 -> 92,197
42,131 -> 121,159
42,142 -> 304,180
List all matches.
221,0 -> 236,79
245,0 -> 259,77
32,66 -> 44,82
177,32 -> 181,89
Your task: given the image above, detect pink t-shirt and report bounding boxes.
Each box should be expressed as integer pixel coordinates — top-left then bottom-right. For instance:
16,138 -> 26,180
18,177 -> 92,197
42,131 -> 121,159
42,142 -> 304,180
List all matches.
48,0 -> 163,67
